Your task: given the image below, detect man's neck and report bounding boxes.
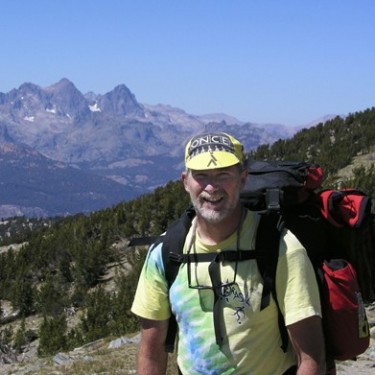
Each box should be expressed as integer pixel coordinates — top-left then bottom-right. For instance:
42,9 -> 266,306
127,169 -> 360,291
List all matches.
196,205 -> 244,245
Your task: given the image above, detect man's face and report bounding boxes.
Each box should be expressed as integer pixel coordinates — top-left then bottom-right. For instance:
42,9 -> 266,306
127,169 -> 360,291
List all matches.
182,165 -> 247,224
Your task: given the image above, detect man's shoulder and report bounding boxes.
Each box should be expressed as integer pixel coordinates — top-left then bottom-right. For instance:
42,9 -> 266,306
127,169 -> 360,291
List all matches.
145,236 -> 165,266
150,233 -> 165,250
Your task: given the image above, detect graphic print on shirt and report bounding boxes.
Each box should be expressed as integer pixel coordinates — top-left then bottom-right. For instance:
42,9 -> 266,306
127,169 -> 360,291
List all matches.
171,261 -> 264,331
220,277 -> 264,325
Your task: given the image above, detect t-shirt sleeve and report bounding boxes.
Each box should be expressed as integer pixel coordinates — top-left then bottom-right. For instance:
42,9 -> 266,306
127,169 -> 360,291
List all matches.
276,229 -> 322,326
131,241 -> 171,320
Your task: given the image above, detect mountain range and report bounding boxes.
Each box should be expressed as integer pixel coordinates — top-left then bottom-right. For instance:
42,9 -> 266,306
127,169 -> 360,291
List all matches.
0,78 -> 313,218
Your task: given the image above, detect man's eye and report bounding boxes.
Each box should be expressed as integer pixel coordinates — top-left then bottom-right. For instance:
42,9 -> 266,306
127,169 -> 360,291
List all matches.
218,173 -> 231,179
194,174 -> 207,180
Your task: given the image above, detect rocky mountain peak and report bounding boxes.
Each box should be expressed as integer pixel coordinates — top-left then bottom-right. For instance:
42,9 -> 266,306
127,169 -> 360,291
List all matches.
0,83 -> 47,119
44,78 -> 90,120
45,78 -> 79,92
18,82 -> 43,95
97,84 -> 145,117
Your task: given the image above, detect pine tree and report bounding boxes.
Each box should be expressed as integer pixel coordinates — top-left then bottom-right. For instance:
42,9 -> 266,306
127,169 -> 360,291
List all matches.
38,314 -> 68,356
79,286 -> 112,342
11,275 -> 34,317
36,274 -> 68,316
13,319 -> 29,353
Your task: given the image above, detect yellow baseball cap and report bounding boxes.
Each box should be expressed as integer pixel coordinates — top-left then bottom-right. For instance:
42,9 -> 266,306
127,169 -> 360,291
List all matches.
185,132 -> 245,170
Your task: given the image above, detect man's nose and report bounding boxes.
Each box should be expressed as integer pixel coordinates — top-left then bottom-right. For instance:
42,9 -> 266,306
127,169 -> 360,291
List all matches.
204,177 -> 220,191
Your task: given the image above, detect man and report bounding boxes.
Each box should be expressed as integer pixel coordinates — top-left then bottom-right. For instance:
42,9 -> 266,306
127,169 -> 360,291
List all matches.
131,132 -> 326,374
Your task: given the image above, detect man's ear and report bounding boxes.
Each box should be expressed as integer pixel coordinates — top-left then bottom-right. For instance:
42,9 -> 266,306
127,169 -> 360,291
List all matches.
181,171 -> 189,192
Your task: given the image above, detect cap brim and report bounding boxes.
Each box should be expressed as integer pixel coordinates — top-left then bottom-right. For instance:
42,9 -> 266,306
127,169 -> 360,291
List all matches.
185,151 -> 240,170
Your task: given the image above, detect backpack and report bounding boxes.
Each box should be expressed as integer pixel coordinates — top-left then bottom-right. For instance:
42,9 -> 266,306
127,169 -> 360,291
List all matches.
243,161 -> 375,302
241,160 -> 373,361
130,160 -> 374,362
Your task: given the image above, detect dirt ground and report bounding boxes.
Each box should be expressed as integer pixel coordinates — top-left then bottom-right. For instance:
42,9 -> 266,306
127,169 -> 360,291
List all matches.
1,305 -> 374,374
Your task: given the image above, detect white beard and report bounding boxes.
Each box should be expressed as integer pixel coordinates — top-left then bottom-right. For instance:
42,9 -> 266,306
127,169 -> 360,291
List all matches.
191,190 -> 240,224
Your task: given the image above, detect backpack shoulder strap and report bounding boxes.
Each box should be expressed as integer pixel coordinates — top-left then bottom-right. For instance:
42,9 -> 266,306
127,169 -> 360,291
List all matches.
255,212 -> 288,352
161,206 -> 195,352
162,206 -> 196,286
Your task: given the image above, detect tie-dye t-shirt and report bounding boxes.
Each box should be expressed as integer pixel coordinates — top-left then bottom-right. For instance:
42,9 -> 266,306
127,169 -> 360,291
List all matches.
131,210 -> 321,374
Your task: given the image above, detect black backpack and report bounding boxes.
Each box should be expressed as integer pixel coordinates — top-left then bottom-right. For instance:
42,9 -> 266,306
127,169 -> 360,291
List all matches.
131,160 -> 374,361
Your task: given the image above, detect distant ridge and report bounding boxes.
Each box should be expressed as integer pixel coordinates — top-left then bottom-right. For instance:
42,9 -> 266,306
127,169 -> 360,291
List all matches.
0,78 -> 333,217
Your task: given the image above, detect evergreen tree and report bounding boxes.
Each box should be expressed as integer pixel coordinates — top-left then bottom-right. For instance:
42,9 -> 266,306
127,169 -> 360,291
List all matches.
36,274 -> 69,316
38,314 -> 68,356
11,275 -> 34,317
79,286 -> 112,342
109,259 -> 144,335
66,327 -> 84,350
13,319 -> 36,353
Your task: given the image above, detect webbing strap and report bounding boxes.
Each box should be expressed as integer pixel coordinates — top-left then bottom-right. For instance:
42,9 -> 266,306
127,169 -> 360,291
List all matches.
162,207 -> 195,352
169,250 -> 265,264
255,213 -> 289,352
256,214 -> 280,310
208,258 -> 223,345
128,236 -> 160,247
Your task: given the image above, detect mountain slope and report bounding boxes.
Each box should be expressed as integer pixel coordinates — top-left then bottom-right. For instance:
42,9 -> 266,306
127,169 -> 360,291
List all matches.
0,142 -> 135,217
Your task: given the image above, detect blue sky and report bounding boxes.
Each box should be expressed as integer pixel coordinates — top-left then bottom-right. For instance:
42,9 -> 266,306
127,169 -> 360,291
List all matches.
1,0 -> 374,127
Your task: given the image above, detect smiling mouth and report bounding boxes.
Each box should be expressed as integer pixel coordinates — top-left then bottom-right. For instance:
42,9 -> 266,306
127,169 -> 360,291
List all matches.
202,196 -> 224,205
